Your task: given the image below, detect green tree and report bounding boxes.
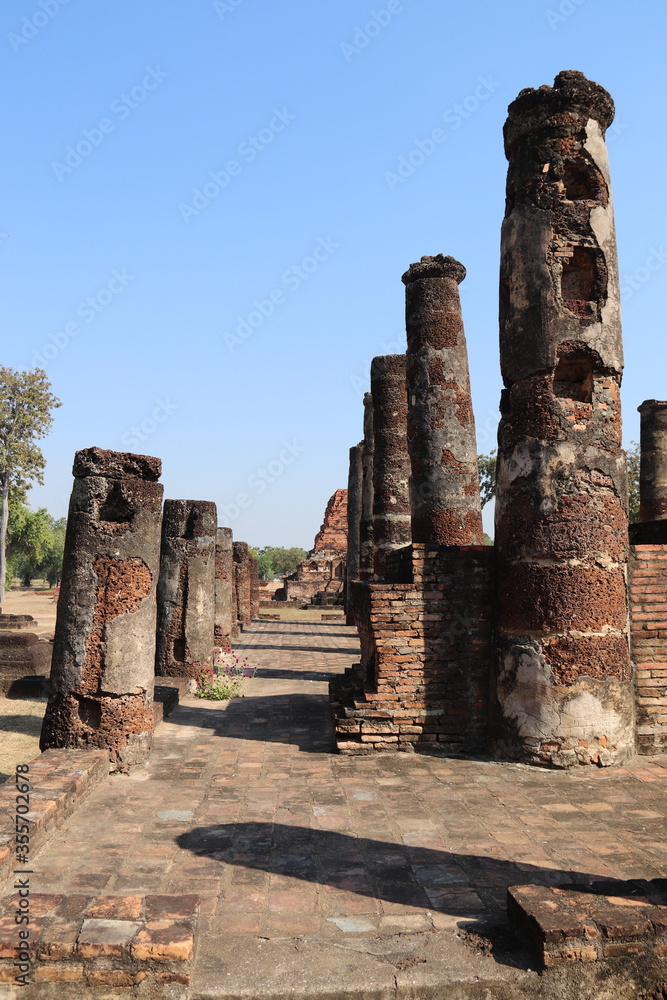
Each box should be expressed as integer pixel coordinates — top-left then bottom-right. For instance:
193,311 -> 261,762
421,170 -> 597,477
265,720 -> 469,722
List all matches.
249,546 -> 308,579
627,441 -> 640,524
477,451 -> 497,509
0,368 -> 61,600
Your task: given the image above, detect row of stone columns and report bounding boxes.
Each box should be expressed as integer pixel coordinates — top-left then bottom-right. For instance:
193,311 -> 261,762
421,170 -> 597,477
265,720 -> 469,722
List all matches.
40,450 -> 259,770
344,71 -> 643,768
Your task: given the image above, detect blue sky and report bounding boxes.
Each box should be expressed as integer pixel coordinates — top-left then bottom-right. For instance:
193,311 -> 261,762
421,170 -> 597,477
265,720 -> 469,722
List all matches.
1,0 -> 665,546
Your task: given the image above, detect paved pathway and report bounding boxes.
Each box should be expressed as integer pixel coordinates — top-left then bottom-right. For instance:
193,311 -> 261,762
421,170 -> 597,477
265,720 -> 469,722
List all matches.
23,621 -> 667,996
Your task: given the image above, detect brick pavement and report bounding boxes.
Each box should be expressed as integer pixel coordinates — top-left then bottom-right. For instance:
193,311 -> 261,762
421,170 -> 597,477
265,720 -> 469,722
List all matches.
7,621 -> 667,996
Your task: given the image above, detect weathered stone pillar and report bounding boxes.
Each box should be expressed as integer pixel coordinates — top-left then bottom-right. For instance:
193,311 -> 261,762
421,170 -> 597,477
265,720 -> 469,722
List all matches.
249,554 -> 260,620
40,448 -> 163,771
639,401 -> 667,522
155,500 -> 216,678
345,443 -> 364,620
234,542 -> 252,628
403,255 -> 483,544
215,527 -> 235,648
371,355 -> 411,578
493,71 -> 633,767
358,393 -> 375,580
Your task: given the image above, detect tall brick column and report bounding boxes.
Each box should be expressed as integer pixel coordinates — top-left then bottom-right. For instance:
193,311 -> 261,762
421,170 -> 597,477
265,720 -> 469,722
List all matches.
249,553 -> 260,620
358,393 -> 375,581
493,71 -> 633,767
215,527 -> 235,648
40,448 -> 163,771
371,355 -> 411,578
345,442 -> 363,621
403,255 -> 483,544
155,500 -> 216,678
234,542 -> 252,628
639,400 -> 667,523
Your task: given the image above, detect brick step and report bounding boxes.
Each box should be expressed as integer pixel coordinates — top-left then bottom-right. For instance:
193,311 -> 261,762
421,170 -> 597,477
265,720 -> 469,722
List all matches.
508,879 -> 667,968
0,750 -> 109,889
0,891 -> 199,993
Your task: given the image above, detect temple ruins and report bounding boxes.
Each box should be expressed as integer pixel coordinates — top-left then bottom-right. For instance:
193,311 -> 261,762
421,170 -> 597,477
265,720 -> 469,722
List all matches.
277,489 -> 348,605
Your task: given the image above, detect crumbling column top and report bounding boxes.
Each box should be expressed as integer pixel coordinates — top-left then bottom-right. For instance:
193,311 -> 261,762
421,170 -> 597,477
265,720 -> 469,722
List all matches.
639,400 -> 667,414
73,447 -> 162,481
504,70 -> 615,155
401,254 -> 466,285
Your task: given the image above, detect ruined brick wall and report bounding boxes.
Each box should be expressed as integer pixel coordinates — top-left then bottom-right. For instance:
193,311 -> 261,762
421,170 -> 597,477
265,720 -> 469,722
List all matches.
155,500 -> 217,678
233,542 -> 252,627
40,447 -> 163,771
332,545 -> 494,753
283,490 -> 348,604
492,71 -> 633,768
313,489 -> 348,554
215,527 -> 235,648
630,544 -> 667,754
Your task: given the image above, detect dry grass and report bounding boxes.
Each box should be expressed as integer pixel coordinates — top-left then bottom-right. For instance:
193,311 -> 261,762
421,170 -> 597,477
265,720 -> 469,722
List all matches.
0,697 -> 46,783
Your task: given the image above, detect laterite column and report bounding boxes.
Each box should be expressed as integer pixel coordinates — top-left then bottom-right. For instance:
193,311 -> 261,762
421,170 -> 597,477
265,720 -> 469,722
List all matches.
371,355 -> 411,578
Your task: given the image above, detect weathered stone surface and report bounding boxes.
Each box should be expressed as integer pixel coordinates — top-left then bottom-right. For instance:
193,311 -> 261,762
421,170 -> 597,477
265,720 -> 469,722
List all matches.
214,527 -> 235,648
492,71 -> 633,767
72,446 -> 161,482
40,449 -> 163,770
371,355 -> 411,579
359,393 -> 375,581
155,500 -> 216,679
345,443 -> 364,621
638,400 -> 667,523
403,254 -> 483,545
249,552 -> 260,621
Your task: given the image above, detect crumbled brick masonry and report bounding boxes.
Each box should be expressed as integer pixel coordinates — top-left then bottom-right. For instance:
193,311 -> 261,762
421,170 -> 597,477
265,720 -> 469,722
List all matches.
0,891 -> 199,991
40,447 -> 163,771
214,527 -> 235,647
630,544 -> 667,754
508,880 -> 667,968
312,489 -> 348,554
282,491 -> 347,605
155,500 -> 217,679
403,255 -> 483,546
371,355 -> 411,579
331,544 -> 493,754
0,632 -> 51,696
492,71 -> 633,768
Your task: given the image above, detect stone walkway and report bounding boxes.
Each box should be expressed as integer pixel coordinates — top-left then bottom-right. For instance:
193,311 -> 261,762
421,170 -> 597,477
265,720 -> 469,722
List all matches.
17,621 -> 667,997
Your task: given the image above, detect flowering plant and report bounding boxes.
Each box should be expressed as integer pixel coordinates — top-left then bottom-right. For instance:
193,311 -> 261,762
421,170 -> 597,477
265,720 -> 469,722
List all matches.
194,648 -> 256,700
